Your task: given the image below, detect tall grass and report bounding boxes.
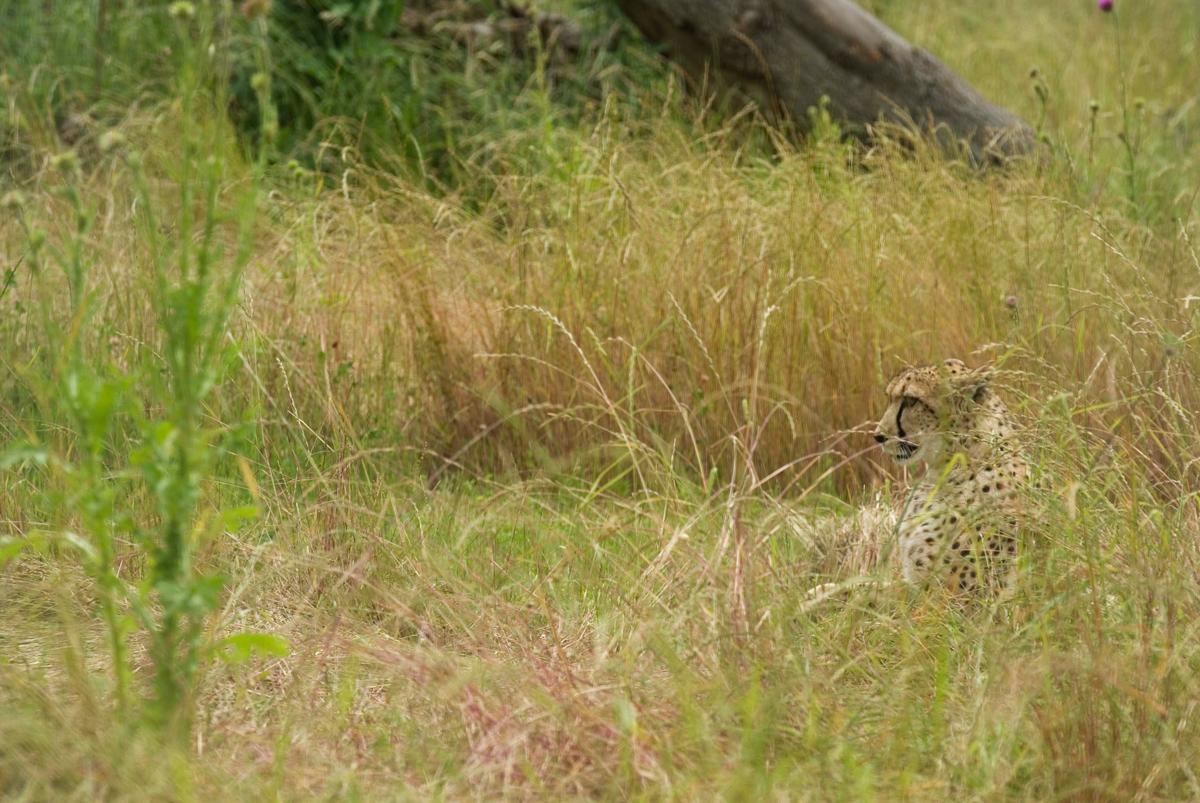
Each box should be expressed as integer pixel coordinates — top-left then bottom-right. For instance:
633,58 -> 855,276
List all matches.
2,0 -> 1200,798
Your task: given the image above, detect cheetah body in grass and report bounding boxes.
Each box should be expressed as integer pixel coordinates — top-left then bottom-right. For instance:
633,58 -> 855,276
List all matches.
873,359 -> 1029,594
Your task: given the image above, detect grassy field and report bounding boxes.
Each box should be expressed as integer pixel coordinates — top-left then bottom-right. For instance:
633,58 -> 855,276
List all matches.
3,0 -> 1200,799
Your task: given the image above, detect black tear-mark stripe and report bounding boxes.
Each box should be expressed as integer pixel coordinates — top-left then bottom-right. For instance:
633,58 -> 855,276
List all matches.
896,395 -> 910,439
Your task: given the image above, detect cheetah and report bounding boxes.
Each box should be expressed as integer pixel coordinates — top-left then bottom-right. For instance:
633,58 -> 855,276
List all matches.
873,358 -> 1028,595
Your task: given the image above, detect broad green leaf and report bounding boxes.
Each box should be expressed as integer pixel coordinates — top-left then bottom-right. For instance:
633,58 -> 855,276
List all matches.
0,537 -> 30,566
218,505 -> 260,530
0,443 -> 49,471
215,632 -> 291,664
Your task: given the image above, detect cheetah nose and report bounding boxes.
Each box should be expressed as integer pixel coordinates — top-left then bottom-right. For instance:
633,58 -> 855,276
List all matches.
873,433 -> 887,444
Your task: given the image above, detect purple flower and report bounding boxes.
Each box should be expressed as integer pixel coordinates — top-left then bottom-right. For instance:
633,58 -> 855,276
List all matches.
1098,0 -> 1113,11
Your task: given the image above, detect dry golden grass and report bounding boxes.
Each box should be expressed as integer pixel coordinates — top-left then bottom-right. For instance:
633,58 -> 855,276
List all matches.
4,1 -> 1200,798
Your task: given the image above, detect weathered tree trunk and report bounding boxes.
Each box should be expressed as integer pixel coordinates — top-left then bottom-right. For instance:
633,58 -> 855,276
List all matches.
616,0 -> 1037,163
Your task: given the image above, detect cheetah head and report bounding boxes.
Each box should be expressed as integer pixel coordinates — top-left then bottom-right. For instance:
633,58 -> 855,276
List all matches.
873,358 -> 992,466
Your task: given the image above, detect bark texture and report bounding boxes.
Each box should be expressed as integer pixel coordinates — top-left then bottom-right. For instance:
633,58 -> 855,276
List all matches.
616,0 -> 1037,163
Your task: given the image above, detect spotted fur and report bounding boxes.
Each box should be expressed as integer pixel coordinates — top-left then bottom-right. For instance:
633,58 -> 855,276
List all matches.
873,358 -> 1027,594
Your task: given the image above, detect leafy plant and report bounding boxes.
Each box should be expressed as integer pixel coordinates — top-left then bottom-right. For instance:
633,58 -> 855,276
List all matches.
1,4 -> 282,738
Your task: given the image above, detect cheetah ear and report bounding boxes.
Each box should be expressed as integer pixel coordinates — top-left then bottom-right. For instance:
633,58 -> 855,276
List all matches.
945,360 -> 992,401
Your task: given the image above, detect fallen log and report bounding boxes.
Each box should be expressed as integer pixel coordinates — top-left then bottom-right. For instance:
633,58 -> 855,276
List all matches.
615,0 -> 1038,163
